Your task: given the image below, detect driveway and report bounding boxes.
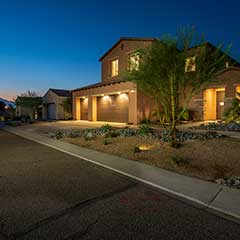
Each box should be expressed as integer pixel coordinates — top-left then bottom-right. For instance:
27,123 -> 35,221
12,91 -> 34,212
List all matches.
19,120 -> 127,135
0,129 -> 240,239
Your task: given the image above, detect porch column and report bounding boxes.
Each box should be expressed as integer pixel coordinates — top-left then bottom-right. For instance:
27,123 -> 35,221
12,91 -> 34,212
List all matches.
74,97 -> 81,120
88,96 -> 97,121
128,90 -> 137,124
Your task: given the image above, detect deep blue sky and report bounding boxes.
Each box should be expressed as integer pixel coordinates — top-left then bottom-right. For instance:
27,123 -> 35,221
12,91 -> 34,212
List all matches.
0,0 -> 239,100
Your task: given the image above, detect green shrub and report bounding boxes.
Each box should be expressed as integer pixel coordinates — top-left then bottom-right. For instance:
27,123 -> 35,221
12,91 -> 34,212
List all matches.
138,124 -> 152,136
103,138 -> 112,145
55,131 -> 64,139
83,132 -> 95,141
224,93 -> 240,123
99,124 -> 113,133
171,155 -> 189,166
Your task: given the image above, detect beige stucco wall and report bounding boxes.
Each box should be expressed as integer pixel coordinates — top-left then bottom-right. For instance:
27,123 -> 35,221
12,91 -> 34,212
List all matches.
42,90 -> 71,120
72,81 -> 138,123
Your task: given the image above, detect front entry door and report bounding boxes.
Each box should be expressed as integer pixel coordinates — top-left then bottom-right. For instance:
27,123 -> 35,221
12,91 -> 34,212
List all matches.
216,91 -> 225,120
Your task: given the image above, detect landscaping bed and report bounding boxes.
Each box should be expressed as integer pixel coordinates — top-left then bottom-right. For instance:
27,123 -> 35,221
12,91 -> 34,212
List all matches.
50,125 -> 240,189
191,122 -> 240,132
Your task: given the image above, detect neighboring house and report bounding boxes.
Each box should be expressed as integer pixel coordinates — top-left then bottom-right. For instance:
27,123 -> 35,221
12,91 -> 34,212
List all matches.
42,88 -> 72,120
72,37 -> 240,124
16,96 -> 42,119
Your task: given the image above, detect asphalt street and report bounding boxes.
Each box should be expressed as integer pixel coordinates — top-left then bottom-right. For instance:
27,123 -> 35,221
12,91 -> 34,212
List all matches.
0,129 -> 240,240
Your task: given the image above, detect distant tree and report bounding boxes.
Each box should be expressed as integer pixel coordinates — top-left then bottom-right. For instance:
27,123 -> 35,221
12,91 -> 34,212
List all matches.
15,90 -> 42,119
123,26 -> 230,140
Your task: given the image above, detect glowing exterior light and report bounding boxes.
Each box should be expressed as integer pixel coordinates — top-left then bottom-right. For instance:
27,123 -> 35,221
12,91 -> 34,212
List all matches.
130,90 -> 135,93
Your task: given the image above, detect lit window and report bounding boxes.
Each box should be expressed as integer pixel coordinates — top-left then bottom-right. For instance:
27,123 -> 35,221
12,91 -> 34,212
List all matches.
111,59 -> 119,77
185,56 -> 196,72
129,53 -> 140,71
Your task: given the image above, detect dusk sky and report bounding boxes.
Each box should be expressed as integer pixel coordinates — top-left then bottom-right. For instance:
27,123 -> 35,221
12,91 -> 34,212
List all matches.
0,0 -> 239,100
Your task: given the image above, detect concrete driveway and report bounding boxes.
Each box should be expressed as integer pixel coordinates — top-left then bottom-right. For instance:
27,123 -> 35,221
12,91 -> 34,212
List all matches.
16,120 -> 127,135
0,129 -> 240,240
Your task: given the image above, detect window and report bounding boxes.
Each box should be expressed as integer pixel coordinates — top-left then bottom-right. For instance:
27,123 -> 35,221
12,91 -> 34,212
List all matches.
129,52 -> 140,71
185,56 -> 196,72
111,59 -> 119,77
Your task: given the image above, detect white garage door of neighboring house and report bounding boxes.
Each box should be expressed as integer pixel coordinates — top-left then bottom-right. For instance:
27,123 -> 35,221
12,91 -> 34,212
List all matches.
47,103 -> 56,120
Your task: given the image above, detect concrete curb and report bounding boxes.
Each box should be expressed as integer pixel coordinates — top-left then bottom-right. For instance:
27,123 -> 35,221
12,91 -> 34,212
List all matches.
3,126 -> 240,223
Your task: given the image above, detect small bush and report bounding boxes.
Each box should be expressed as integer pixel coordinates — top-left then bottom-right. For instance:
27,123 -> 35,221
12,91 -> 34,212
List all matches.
55,131 -> 64,139
83,132 -> 95,141
171,155 -> 189,166
103,138 -> 112,145
138,124 -> 152,136
99,124 -> 113,133
133,146 -> 141,153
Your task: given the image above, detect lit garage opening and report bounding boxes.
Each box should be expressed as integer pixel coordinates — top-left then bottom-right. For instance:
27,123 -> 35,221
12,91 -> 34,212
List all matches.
80,98 -> 88,120
97,93 -> 129,123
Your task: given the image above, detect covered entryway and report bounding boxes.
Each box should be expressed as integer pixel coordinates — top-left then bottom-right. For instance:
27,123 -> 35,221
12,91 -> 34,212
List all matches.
47,103 -> 56,120
97,93 -> 129,123
80,98 -> 88,120
204,88 -> 225,120
216,90 -> 225,119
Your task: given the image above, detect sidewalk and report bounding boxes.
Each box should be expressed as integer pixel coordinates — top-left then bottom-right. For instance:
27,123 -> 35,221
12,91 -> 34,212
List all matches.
3,125 -> 240,224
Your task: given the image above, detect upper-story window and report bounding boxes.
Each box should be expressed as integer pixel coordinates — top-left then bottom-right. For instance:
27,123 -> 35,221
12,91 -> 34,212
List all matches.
129,52 -> 140,71
111,59 -> 119,77
185,56 -> 196,72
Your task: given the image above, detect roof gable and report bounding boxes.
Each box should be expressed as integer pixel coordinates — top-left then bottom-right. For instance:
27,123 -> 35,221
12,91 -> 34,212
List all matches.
99,37 -> 155,61
49,88 -> 71,97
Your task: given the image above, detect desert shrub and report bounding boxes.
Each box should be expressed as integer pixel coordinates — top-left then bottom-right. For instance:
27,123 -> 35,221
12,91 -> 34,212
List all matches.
224,93 -> 240,123
83,131 -> 95,141
55,131 -> 64,139
99,124 -> 113,133
138,124 -> 153,136
171,155 -> 189,166
103,138 -> 112,145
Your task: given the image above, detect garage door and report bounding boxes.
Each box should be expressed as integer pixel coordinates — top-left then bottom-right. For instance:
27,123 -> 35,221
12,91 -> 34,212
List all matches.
80,98 -> 88,120
47,103 -> 56,120
97,94 -> 129,123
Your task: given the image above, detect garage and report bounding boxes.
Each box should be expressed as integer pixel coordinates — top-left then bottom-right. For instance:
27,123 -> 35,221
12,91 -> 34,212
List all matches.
47,103 -> 56,120
97,93 -> 129,123
80,98 -> 88,120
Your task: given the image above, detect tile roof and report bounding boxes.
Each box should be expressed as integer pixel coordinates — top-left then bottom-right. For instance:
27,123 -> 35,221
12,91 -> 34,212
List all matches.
50,89 -> 71,97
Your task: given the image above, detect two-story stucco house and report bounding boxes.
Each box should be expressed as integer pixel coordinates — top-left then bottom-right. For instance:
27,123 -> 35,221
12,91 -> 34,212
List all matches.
72,37 -> 240,124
